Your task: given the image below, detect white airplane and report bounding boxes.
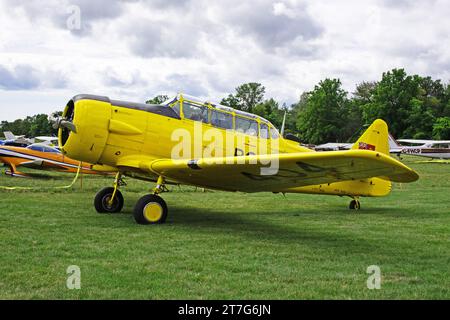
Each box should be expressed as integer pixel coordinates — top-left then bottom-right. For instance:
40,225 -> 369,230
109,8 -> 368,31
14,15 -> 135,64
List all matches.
2,132 -> 58,147
315,142 -> 353,151
35,136 -> 59,146
389,134 -> 450,160
2,131 -> 34,146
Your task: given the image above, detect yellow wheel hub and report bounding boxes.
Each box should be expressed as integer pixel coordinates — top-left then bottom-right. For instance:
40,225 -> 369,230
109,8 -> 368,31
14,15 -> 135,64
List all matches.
143,203 -> 163,222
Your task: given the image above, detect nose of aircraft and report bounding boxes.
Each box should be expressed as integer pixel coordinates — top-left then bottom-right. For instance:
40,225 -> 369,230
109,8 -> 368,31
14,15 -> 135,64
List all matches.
54,100 -> 77,149
54,95 -> 112,165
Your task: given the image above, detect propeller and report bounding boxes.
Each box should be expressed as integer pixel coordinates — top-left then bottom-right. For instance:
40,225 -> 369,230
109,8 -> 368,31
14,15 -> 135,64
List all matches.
59,120 -> 77,133
51,116 -> 77,133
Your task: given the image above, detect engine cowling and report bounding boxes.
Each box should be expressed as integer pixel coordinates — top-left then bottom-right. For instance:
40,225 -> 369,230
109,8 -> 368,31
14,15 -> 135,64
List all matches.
59,95 -> 112,164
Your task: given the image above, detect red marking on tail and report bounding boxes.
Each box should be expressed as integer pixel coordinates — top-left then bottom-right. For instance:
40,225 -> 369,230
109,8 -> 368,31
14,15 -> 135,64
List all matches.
358,142 -> 376,151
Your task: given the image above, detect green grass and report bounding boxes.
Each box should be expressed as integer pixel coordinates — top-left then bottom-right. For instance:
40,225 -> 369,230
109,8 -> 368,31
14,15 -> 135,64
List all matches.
0,157 -> 449,299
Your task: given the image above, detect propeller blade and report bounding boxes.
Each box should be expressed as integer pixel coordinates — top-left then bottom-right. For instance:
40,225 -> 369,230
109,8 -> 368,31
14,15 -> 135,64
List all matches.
60,120 -> 77,133
52,118 -> 77,133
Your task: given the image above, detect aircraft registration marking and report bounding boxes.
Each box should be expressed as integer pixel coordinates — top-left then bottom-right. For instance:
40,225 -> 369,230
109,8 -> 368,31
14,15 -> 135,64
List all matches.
401,148 -> 422,154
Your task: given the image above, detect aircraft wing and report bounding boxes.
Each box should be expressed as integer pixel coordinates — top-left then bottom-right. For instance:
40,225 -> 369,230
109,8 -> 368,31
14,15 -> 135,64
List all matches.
19,160 -> 45,169
35,136 -> 58,144
397,139 -> 432,144
398,139 -> 450,146
136,150 -> 418,192
19,159 -> 62,170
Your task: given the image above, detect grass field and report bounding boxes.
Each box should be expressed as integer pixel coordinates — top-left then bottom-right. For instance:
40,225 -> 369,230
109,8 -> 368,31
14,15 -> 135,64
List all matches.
0,157 -> 449,299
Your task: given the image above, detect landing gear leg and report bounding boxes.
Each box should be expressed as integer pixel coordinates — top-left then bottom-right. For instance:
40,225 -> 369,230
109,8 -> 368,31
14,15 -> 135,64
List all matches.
94,172 -> 125,213
5,164 -> 27,177
134,176 -> 168,225
349,197 -> 361,210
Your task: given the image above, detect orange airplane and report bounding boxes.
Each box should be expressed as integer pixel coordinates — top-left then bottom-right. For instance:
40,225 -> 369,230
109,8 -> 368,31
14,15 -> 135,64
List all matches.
0,143 -> 115,177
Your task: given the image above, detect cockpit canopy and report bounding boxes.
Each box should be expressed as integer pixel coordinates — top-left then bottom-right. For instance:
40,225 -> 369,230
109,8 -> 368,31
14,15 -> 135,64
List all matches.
164,93 -> 280,139
27,144 -> 61,154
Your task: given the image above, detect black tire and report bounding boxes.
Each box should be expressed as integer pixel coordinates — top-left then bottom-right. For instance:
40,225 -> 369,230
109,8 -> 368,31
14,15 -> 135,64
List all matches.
94,187 -> 124,213
349,199 -> 361,210
134,194 -> 168,225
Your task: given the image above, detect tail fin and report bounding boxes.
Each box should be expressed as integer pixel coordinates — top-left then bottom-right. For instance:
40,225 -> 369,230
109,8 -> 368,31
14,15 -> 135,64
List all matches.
351,119 -> 389,155
388,133 -> 401,148
3,131 -> 15,140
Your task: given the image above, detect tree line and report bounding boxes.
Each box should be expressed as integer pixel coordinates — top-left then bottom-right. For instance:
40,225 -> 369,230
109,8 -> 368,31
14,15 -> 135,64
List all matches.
0,114 -> 59,138
2,68 -> 449,144
149,68 -> 450,143
219,69 -> 449,143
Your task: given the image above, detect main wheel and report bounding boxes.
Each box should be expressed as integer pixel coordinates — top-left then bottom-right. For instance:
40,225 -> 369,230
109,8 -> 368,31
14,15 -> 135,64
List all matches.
94,187 -> 124,213
134,194 -> 168,225
349,199 -> 361,210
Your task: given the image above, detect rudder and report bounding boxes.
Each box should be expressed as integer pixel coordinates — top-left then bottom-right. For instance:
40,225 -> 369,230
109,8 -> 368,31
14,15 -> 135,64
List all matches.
351,119 -> 389,155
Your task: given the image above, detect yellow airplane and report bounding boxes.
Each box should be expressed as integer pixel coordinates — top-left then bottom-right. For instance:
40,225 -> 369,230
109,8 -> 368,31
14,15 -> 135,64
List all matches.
55,93 -> 419,225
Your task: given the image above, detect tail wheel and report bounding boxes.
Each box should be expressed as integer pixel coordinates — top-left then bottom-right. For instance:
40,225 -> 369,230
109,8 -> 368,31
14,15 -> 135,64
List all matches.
94,187 -> 124,213
134,194 -> 168,225
349,199 -> 361,210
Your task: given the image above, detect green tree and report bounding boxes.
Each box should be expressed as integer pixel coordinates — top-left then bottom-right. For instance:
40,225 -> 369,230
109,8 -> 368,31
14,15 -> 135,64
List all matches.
221,83 -> 265,113
1,113 -> 60,138
285,92 -> 309,136
362,69 -> 424,138
29,114 -> 54,137
146,95 -> 169,105
432,117 -> 450,140
253,98 -> 283,128
443,84 -> 450,118
343,100 -> 364,141
220,94 -> 240,109
296,78 -> 349,144
353,81 -> 377,105
359,69 -> 450,139
402,97 -> 435,139
1,118 -> 29,136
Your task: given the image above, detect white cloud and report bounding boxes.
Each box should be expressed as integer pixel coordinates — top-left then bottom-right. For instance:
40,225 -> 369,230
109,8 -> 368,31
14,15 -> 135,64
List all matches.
0,0 -> 448,121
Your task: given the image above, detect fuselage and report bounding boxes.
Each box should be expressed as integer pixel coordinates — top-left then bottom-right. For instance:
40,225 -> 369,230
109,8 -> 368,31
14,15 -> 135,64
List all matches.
59,94 -> 309,179
389,134 -> 450,159
397,143 -> 450,159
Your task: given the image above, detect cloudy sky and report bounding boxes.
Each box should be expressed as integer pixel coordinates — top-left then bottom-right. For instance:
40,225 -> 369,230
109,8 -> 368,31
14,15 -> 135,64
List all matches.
0,0 -> 449,121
